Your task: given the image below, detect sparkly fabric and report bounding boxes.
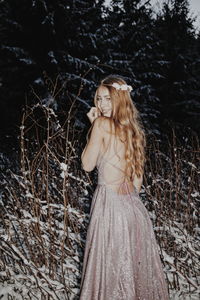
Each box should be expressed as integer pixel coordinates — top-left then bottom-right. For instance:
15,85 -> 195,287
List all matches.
79,152 -> 169,300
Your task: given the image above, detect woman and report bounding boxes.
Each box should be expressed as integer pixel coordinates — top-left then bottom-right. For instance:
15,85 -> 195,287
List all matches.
79,75 -> 169,300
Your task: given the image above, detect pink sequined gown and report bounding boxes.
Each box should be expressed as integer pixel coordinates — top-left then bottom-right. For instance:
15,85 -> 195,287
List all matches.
79,148 -> 169,300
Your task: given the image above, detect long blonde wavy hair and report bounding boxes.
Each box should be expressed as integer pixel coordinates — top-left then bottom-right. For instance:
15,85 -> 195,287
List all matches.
87,75 -> 146,181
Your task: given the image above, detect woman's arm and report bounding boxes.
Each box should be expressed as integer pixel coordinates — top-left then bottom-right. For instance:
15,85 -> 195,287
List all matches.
81,117 -> 104,172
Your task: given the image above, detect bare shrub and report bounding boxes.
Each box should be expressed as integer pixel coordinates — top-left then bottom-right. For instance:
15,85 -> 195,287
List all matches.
143,129 -> 200,298
0,87 -> 91,299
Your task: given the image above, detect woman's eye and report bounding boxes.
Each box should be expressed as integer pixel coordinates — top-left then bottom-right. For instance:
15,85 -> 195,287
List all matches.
97,98 -> 110,101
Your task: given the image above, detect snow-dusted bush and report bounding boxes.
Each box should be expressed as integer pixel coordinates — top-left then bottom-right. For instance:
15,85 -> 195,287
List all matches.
0,101 -> 90,299
142,130 -> 200,299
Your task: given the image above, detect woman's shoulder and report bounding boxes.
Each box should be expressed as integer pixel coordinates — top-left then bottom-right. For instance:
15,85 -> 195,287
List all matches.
95,116 -> 112,123
95,116 -> 114,131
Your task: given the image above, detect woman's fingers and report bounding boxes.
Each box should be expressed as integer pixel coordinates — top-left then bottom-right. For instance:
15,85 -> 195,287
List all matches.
87,107 -> 99,123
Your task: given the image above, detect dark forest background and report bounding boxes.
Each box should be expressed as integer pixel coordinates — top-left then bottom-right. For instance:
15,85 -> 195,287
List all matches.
0,1 -> 200,298
0,0 -> 200,158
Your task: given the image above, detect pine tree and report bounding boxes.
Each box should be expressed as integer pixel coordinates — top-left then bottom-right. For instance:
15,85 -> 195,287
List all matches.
0,0 -> 106,140
154,0 -> 200,131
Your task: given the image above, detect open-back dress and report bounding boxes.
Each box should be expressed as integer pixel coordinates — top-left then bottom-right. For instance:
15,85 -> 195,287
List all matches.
79,133 -> 169,300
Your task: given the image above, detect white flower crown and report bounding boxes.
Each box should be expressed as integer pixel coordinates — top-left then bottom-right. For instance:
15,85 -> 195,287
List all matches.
111,82 -> 133,92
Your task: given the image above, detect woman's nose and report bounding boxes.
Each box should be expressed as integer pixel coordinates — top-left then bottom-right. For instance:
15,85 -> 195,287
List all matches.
100,101 -> 108,107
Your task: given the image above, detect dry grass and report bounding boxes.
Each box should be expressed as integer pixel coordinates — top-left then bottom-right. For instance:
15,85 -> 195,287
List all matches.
0,92 -> 90,299
143,129 -> 200,297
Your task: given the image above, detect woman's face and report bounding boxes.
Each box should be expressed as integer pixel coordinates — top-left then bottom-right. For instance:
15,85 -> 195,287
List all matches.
96,86 -> 112,117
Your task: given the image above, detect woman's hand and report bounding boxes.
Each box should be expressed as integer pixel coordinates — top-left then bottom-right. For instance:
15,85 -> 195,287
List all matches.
87,107 -> 101,124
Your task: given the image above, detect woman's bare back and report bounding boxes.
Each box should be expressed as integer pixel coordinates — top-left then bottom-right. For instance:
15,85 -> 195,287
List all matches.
98,119 -> 135,195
